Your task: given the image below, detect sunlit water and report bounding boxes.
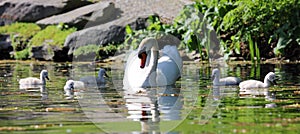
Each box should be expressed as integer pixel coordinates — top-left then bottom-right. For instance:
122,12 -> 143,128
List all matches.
0,61 -> 299,133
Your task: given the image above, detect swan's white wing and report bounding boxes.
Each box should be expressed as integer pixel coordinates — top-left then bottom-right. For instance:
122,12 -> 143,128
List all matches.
157,56 -> 180,86
220,77 -> 241,85
239,80 -> 264,89
161,45 -> 182,78
74,81 -> 85,89
19,77 -> 41,85
80,76 -> 97,84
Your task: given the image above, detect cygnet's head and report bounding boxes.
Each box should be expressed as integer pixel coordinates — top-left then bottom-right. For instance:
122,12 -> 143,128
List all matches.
40,70 -> 49,80
211,68 -> 220,80
98,68 -> 109,78
64,80 -> 74,96
266,72 -> 277,85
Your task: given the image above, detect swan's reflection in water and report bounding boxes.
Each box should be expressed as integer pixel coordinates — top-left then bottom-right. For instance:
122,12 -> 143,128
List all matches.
19,85 -> 48,100
124,85 -> 182,133
239,88 -> 276,108
40,85 -> 48,100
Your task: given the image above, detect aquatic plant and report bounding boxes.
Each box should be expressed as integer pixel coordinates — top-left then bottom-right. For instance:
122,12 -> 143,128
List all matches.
173,3 -> 213,60
219,0 -> 300,60
248,35 -> 260,63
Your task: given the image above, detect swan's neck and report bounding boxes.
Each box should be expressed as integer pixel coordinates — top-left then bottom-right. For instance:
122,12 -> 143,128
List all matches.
97,76 -> 105,83
264,77 -> 272,87
40,75 -> 46,85
149,48 -> 158,73
97,74 -> 102,81
213,75 -> 220,83
144,45 -> 159,86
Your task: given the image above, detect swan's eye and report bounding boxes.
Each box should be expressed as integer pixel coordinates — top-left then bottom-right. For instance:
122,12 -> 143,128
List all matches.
138,52 -> 146,59
138,52 -> 147,69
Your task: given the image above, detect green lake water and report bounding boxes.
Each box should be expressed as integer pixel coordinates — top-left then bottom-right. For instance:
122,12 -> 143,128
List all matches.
0,61 -> 299,133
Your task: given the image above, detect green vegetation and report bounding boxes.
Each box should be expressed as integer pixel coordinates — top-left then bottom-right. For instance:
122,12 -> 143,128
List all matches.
1,0 -> 300,62
14,48 -> 30,60
0,22 -> 41,39
73,44 -> 99,58
218,0 -> 300,60
0,23 -> 76,60
0,23 -> 41,60
0,22 -> 41,59
124,16 -> 172,50
30,23 -> 76,47
173,3 -> 213,60
123,0 -> 300,62
73,44 -> 118,60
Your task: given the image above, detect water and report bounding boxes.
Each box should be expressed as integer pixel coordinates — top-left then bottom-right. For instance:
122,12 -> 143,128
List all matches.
0,61 -> 299,133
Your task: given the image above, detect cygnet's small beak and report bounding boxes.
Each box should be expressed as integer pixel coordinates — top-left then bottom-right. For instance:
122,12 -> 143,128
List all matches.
272,79 -> 277,85
211,75 -> 215,81
46,76 -> 50,80
105,72 -> 109,78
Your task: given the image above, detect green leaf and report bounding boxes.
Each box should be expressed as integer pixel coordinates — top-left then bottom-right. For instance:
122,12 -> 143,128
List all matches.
255,42 -> 260,63
248,35 -> 255,63
234,41 -> 240,54
125,25 -> 133,35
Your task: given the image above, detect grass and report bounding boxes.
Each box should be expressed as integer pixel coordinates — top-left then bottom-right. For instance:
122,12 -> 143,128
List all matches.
29,25 -> 76,47
14,47 -> 30,60
73,44 -> 119,60
0,23 -> 77,60
73,44 -> 99,57
0,22 -> 41,39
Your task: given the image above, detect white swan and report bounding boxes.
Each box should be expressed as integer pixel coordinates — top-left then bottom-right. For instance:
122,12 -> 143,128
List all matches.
19,70 -> 49,85
64,80 -> 75,96
211,68 -> 241,86
64,80 -> 85,98
123,37 -> 182,89
239,72 -> 277,89
64,80 -> 85,90
80,68 -> 108,85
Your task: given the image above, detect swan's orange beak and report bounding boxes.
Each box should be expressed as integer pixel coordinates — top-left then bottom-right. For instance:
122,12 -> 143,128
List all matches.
138,52 -> 147,69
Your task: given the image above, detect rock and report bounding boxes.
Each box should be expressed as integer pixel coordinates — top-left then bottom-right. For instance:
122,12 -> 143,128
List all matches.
0,0 -> 92,25
36,2 -> 112,29
0,34 -> 13,59
53,46 -> 72,62
64,0 -> 192,58
31,45 -> 73,61
30,45 -> 54,61
64,20 -> 128,56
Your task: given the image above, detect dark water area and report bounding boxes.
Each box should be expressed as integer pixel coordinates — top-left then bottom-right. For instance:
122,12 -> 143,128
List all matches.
0,61 -> 299,133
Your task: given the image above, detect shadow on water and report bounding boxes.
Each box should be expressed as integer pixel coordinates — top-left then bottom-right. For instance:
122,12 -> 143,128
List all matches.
0,61 -> 299,133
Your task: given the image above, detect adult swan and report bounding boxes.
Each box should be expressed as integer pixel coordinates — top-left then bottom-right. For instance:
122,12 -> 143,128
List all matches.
123,37 -> 182,90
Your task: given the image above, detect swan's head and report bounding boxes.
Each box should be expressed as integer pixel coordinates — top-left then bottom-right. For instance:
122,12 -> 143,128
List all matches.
211,68 -> 220,80
266,72 -> 277,85
137,38 -> 158,68
64,80 -> 74,95
98,68 -> 109,78
40,70 -> 49,80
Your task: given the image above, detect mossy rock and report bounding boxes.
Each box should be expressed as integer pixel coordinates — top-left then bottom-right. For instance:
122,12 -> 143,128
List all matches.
30,24 -> 76,47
